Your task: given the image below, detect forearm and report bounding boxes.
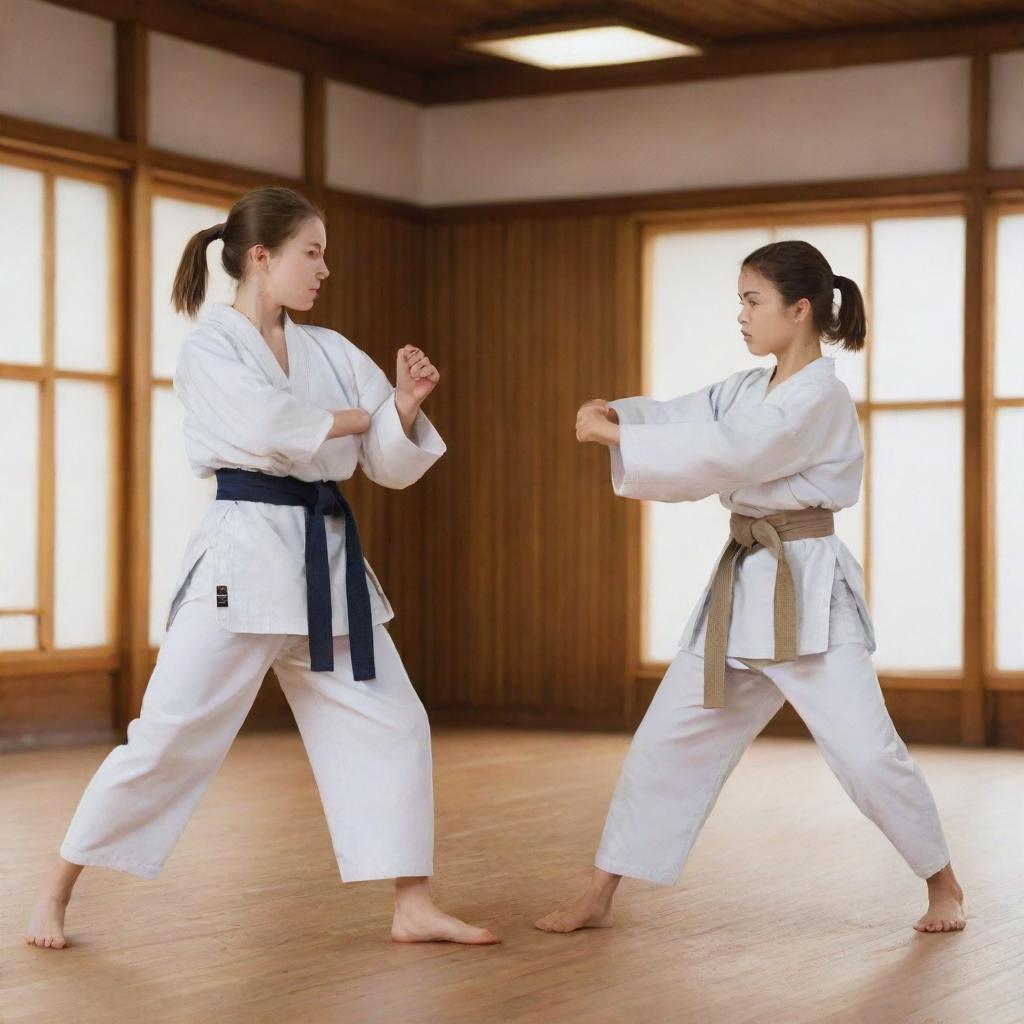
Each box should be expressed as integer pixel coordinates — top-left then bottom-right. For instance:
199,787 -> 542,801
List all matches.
394,391 -> 420,439
327,408 -> 370,439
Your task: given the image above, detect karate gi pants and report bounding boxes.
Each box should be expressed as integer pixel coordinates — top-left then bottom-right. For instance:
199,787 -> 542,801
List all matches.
60,600 -> 434,882
595,641 -> 951,885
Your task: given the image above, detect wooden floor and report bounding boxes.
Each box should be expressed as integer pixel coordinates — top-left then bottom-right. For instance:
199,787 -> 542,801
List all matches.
2,728 -> 1022,1023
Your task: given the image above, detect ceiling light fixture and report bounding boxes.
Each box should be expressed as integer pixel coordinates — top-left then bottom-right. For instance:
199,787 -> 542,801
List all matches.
462,12 -> 705,70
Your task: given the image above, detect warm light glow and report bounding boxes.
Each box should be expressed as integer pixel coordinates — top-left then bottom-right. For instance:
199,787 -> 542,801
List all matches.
467,26 -> 700,69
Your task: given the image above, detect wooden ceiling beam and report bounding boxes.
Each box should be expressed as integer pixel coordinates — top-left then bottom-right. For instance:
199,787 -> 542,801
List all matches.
45,0 -> 425,102
38,3 -> 1024,106
425,14 -> 1024,104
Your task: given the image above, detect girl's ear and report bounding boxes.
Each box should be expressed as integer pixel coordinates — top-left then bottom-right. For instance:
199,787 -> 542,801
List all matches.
794,297 -> 811,323
248,243 -> 268,270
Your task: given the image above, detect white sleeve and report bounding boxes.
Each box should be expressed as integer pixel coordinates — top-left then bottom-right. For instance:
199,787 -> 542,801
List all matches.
349,344 -> 446,490
175,333 -> 333,463
610,382 -> 841,503
609,381 -> 720,426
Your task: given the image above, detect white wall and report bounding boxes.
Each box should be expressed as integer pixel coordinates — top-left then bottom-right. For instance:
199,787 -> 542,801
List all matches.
149,32 -> 303,178
991,50 -> 1024,169
326,81 -> 421,203
0,0 -> 116,136
421,59 -> 970,205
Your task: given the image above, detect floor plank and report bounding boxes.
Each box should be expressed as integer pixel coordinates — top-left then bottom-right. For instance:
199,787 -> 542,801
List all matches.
2,729 -> 1022,1023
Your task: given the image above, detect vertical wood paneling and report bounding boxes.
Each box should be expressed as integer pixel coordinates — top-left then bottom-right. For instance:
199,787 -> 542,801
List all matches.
421,212 -> 634,724
302,71 -> 325,203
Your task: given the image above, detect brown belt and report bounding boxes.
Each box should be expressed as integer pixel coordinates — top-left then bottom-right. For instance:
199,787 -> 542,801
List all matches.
703,508 -> 835,709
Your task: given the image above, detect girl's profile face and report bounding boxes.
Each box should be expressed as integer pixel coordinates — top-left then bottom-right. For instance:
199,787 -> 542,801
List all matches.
736,266 -> 806,358
254,215 -> 330,312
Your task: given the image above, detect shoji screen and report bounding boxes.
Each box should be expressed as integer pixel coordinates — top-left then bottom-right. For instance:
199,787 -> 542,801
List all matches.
0,159 -> 121,653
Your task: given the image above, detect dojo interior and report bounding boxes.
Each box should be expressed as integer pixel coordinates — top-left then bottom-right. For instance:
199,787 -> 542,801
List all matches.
2,0 -> 1023,1020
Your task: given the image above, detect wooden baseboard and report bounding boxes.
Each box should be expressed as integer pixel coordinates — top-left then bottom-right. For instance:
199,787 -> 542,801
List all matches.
427,703 -> 629,732
0,673 -> 1006,751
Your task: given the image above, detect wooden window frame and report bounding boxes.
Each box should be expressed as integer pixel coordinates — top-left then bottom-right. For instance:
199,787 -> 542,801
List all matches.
0,151 -> 125,672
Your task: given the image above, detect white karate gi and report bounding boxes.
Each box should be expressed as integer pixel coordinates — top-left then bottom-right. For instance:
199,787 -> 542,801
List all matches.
594,356 -> 951,884
169,303 -> 445,636
61,304 -> 440,881
610,355 -> 873,659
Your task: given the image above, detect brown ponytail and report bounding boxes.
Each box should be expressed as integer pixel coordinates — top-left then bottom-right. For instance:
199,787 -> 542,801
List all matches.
171,222 -> 225,319
742,240 -> 868,352
171,186 -> 324,319
831,274 -> 867,352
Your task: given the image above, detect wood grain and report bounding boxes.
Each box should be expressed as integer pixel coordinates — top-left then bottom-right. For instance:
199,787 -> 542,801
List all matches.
3,728 -> 1020,1022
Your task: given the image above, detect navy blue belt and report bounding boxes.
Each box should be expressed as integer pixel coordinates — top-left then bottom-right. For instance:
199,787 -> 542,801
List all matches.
214,469 -> 376,680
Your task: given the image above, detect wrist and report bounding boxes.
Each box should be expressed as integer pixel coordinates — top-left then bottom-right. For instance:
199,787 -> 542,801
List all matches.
395,388 -> 419,416
592,419 -> 619,446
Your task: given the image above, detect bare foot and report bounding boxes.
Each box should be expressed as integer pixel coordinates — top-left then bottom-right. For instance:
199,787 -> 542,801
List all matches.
390,902 -> 500,945
914,866 -> 966,933
536,868 -> 621,934
25,893 -> 70,950
534,894 -> 614,934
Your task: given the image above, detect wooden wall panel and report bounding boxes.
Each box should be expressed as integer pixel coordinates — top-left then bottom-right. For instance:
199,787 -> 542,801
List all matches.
420,214 -> 632,724
0,674 -> 118,752
993,694 -> 1024,748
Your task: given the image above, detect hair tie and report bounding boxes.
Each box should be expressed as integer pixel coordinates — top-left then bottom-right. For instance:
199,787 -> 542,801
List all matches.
833,274 -> 843,290
214,222 -> 226,240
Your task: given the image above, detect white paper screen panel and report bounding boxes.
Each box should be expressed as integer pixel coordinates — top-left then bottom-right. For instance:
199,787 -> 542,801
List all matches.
54,380 -> 113,648
0,164 -> 45,366
55,177 -> 114,373
870,410 -> 963,671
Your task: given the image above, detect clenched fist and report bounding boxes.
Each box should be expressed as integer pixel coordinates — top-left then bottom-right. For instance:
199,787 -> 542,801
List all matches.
575,398 -> 620,446
396,345 -> 440,404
